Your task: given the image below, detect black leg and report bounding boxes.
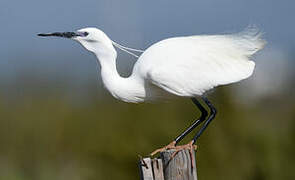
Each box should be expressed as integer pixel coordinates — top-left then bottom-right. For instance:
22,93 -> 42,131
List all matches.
174,98 -> 208,144
191,96 -> 217,144
150,97 -> 213,156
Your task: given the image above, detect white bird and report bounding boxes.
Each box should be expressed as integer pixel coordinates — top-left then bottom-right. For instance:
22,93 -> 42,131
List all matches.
38,27 -> 265,156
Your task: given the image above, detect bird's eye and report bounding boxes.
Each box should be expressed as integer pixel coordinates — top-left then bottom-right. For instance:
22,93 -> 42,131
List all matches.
77,31 -> 89,37
83,32 -> 89,37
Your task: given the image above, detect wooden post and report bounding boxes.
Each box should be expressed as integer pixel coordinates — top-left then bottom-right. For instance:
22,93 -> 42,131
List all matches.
139,149 -> 197,180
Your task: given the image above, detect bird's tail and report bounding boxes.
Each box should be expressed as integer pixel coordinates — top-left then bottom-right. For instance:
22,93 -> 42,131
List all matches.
230,26 -> 266,57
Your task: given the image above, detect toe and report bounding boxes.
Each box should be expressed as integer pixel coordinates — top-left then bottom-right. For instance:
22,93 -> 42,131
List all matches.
150,141 -> 177,156
150,148 -> 165,156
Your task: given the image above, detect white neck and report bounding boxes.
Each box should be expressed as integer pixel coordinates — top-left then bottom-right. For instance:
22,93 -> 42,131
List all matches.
93,42 -> 145,103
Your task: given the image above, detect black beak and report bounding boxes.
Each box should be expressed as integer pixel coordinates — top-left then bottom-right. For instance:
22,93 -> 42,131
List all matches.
38,32 -> 81,38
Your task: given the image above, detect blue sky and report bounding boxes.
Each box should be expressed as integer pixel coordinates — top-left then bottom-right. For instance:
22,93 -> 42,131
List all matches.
0,0 -> 294,89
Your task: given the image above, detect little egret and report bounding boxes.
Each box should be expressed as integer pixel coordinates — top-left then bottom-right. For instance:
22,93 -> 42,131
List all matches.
38,27 -> 265,156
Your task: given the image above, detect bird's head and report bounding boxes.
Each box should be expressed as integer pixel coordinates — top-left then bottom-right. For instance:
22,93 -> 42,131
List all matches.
38,27 -> 115,56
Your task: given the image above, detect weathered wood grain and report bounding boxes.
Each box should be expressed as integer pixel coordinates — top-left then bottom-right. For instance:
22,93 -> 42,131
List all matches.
152,158 -> 165,180
139,149 -> 197,180
161,149 -> 197,180
139,158 -> 154,180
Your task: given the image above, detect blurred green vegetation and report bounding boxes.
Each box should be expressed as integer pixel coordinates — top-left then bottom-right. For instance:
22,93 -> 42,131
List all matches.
0,85 -> 294,180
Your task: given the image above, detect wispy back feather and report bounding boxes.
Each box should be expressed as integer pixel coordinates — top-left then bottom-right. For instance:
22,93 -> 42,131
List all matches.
229,26 -> 266,57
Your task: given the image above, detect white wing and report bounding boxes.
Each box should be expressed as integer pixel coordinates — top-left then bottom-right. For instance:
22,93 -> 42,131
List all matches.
133,27 -> 266,97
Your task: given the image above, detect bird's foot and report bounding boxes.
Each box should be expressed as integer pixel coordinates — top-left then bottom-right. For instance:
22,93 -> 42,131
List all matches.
150,141 -> 177,156
150,140 -> 197,156
151,140 -> 197,168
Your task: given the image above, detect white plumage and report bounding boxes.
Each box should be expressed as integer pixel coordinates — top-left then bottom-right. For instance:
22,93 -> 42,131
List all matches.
38,27 -> 265,103
135,28 -> 265,98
